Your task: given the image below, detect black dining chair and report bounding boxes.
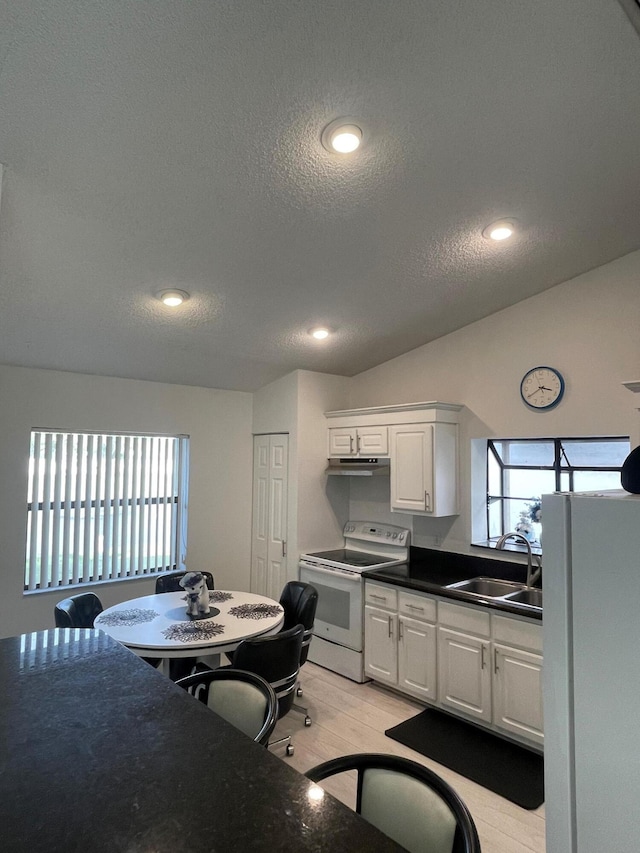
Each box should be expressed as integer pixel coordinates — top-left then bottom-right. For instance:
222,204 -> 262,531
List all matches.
154,570 -> 215,594
54,592 -> 104,628
305,753 -> 481,853
230,622 -> 304,756
176,668 -> 278,747
278,581 -> 318,726
55,591 -> 162,669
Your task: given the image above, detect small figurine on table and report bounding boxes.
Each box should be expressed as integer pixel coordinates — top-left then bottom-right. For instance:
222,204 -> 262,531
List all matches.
179,571 -> 211,617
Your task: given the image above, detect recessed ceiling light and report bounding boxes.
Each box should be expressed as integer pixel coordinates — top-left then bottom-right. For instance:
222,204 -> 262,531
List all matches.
310,327 -> 330,340
156,289 -> 190,307
482,219 -> 517,241
321,118 -> 364,154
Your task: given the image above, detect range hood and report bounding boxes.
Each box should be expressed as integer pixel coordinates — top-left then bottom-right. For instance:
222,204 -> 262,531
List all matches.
325,458 -> 390,476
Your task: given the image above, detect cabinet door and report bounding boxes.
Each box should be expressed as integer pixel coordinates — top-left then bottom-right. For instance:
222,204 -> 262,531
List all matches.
390,423 -> 458,516
364,606 -> 398,685
493,643 -> 544,746
390,424 -> 433,512
398,616 -> 437,701
356,426 -> 389,456
328,428 -> 356,456
438,627 -> 491,722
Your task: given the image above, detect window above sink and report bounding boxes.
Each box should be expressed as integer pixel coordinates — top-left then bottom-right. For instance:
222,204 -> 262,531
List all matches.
472,435 -> 629,555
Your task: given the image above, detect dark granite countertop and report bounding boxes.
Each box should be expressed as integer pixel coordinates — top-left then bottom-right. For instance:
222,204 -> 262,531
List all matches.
363,546 -> 542,621
1,629 -> 404,853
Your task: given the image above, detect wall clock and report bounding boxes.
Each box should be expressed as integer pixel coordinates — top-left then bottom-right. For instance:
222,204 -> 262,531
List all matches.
520,366 -> 565,410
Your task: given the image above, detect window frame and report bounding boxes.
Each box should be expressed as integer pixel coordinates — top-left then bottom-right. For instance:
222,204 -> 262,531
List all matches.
25,429 -> 189,593
482,435 -> 628,553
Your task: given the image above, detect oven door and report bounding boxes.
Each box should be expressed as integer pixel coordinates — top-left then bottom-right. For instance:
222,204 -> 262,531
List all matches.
299,561 -> 363,652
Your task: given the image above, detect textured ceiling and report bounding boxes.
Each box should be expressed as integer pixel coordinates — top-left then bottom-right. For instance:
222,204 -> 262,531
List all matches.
0,0 -> 639,392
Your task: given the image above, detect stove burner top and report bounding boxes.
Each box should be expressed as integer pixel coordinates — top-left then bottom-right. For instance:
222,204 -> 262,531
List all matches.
303,548 -> 398,569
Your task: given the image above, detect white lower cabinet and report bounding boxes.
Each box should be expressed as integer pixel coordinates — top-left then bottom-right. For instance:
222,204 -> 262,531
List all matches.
437,600 -> 492,723
364,584 -> 437,701
438,627 -> 492,723
492,615 -> 544,747
398,616 -> 437,701
364,605 -> 398,684
364,582 -> 544,748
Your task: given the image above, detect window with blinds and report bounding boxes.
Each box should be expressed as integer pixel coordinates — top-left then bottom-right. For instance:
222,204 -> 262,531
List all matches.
25,430 -> 189,591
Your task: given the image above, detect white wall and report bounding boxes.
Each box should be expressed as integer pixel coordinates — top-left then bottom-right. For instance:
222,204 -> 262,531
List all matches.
347,250 -> 640,553
0,366 -> 253,637
252,370 -> 299,436
252,370 -> 351,579
296,371 -> 351,554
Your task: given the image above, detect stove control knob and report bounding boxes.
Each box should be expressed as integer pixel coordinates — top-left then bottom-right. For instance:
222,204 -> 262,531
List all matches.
392,533 -> 397,539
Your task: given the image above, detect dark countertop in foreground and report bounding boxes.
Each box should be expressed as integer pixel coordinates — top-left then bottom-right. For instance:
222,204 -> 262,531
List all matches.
363,546 -> 542,621
1,629 -> 404,853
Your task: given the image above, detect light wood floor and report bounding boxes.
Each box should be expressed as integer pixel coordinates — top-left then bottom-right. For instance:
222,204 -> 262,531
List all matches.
271,662 -> 545,853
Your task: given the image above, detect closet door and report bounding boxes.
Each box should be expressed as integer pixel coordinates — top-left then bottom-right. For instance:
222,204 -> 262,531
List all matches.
251,434 -> 288,599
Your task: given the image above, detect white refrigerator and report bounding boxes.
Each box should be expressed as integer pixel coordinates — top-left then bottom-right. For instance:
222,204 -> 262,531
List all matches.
543,490 -> 640,853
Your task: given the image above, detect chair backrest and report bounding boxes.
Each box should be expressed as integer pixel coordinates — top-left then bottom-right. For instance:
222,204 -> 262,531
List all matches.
305,753 -> 481,853
232,623 -> 304,719
155,570 -> 215,594
279,581 -> 318,665
176,668 -> 278,746
54,593 -> 104,628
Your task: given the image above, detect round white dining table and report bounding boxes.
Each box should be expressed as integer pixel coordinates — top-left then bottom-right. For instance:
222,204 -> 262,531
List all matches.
95,590 -> 284,667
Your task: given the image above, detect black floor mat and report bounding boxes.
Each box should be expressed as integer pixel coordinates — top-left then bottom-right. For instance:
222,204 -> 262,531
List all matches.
385,708 -> 544,810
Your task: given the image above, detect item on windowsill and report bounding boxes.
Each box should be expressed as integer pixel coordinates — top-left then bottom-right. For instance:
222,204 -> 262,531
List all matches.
525,498 -> 542,545
515,511 -> 537,544
526,499 -> 542,524
621,445 -> 640,494
179,571 -> 211,617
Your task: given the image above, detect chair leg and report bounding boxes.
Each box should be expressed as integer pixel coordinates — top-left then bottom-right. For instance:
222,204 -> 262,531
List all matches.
290,702 -> 312,726
268,733 -> 295,757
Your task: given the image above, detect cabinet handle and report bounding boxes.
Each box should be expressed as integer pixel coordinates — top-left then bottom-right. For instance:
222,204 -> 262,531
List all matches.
494,648 -> 499,674
424,491 -> 431,511
481,645 -> 486,669
406,604 -> 424,612
356,434 -> 361,454
370,594 -> 386,601
349,435 -> 354,453
388,616 -> 393,638
282,541 -> 287,557
399,621 -> 404,641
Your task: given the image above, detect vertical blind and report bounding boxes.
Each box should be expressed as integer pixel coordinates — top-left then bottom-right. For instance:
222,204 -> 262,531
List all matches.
25,431 -> 189,591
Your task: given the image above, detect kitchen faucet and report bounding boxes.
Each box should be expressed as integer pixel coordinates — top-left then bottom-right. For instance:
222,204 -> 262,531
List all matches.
495,531 -> 542,589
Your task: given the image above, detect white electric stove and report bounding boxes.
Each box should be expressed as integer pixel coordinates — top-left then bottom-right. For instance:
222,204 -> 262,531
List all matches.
299,521 -> 410,682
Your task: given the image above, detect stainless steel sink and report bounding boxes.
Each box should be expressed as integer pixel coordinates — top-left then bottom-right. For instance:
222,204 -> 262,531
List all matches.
504,587 -> 543,608
445,577 -> 525,598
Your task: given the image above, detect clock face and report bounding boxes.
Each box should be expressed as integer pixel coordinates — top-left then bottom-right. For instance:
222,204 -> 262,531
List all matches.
520,366 -> 565,410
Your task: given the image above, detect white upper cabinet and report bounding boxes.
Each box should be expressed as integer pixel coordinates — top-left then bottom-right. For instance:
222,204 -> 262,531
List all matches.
326,402 -> 461,516
390,422 -> 458,516
328,425 -> 389,457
